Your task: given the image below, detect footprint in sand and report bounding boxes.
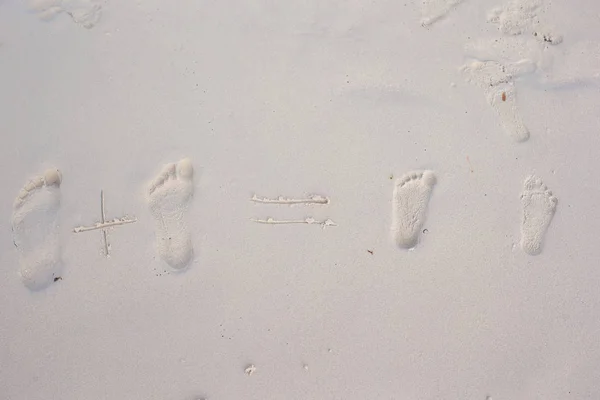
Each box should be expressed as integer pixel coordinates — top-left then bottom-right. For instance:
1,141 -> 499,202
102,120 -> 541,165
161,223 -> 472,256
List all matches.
487,0 -> 563,44
148,158 -> 195,270
461,60 -> 531,142
520,175 -> 557,255
11,169 -> 63,290
24,0 -> 102,29
391,170 -> 437,249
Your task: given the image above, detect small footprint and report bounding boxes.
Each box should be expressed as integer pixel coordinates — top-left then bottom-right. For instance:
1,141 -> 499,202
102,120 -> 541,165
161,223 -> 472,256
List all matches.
148,158 -> 194,270
11,169 -> 63,290
520,175 -> 557,255
391,171 -> 437,249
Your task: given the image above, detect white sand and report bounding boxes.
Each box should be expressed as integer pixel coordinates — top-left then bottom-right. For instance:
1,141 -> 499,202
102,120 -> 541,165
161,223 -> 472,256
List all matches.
1,0 -> 600,398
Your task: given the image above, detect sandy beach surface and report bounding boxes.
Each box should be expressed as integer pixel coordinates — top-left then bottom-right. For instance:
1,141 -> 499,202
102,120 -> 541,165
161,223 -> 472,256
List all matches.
1,0 -> 599,399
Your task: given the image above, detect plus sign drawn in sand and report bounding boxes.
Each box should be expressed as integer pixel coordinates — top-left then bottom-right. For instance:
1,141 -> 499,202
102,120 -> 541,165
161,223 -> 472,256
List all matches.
11,169 -> 63,290
391,171 -> 437,249
251,193 -> 336,228
148,158 -> 195,270
520,175 -> 557,255
73,191 -> 137,257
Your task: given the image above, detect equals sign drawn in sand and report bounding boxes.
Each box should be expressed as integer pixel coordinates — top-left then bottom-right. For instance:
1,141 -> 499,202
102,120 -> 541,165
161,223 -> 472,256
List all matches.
251,193 -> 336,227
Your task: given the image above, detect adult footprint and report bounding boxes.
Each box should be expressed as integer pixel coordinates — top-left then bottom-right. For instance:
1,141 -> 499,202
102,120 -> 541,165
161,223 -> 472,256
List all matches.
461,60 -> 530,142
391,170 -> 437,249
520,175 -> 557,255
25,0 -> 102,29
148,158 -> 194,269
11,169 -> 63,290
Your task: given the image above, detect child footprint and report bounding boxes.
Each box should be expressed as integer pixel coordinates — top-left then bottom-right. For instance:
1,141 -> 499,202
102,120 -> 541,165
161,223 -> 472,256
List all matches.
148,158 -> 194,269
11,169 -> 63,290
520,175 -> 558,255
391,170 -> 437,249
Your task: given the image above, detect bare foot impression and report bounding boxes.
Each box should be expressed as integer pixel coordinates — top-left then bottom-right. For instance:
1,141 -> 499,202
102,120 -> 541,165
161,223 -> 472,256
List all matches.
391,171 -> 437,249
25,0 -> 102,29
461,60 -> 530,142
487,0 -> 562,45
420,0 -> 466,26
520,175 -> 557,255
488,0 -> 544,36
11,169 -> 63,290
148,158 -> 194,270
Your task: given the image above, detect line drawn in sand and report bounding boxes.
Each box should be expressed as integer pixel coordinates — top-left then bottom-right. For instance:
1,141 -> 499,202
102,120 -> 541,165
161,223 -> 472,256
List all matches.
251,217 -> 337,228
73,190 -> 137,257
251,194 -> 330,205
